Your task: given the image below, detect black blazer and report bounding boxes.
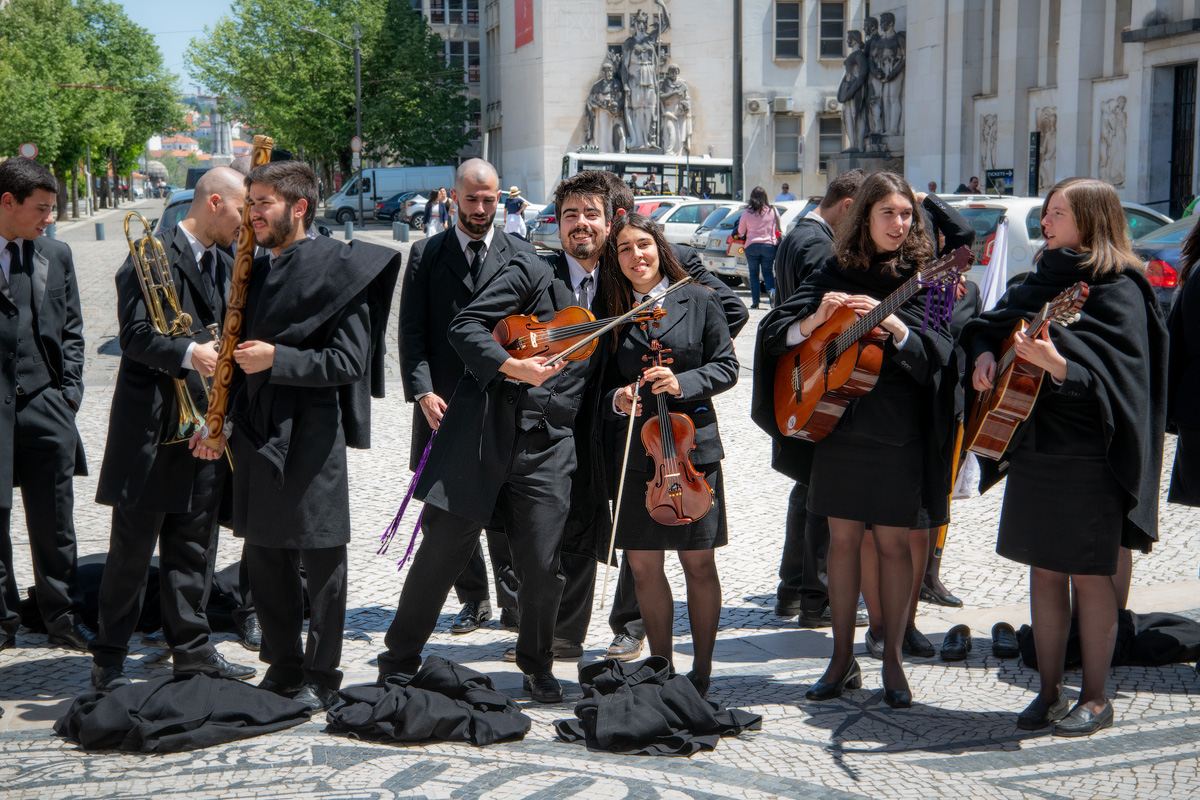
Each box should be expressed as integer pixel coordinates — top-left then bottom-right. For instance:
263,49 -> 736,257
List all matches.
603,283 -> 738,469
0,236 -> 86,508
399,227 -> 534,470
95,226 -> 231,512
673,243 -> 750,337
774,216 -> 835,304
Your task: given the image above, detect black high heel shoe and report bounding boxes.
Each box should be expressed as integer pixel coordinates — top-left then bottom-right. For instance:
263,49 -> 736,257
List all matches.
882,688 -> 913,709
805,660 -> 862,701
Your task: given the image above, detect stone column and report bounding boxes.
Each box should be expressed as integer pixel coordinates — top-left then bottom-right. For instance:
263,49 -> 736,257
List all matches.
995,0 -> 1040,194
1056,0 -> 1106,183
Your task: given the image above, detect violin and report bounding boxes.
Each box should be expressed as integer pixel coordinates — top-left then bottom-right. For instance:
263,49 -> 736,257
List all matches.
492,305 -> 667,362
638,339 -> 713,526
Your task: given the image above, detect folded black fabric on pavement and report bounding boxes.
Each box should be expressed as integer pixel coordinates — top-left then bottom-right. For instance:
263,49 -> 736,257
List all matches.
54,674 -> 311,753
554,656 -> 761,756
325,655 -> 530,746
1017,609 -> 1200,669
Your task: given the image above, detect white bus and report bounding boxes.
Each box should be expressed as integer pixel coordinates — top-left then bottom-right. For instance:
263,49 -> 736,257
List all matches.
561,151 -> 734,199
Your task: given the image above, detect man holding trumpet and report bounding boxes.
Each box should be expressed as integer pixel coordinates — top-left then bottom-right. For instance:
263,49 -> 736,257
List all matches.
90,166 -> 256,690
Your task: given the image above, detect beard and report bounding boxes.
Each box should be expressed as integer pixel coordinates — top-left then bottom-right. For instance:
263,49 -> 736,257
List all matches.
458,206 -> 492,237
255,205 -> 297,249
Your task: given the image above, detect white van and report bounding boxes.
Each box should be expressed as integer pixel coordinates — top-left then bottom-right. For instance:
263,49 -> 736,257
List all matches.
323,165 -> 455,223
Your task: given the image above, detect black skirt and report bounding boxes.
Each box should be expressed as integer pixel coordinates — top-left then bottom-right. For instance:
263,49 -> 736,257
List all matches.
1168,426 -> 1200,507
807,429 -> 923,527
615,462 -> 727,551
997,445 -> 1123,576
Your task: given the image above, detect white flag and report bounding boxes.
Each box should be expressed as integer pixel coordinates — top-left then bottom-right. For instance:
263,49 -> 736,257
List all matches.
979,216 -> 1010,311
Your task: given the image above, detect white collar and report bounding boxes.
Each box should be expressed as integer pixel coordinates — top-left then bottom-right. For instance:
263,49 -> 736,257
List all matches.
565,253 -> 598,289
804,209 -> 834,236
454,223 -> 494,256
178,223 -> 216,271
636,276 -> 670,305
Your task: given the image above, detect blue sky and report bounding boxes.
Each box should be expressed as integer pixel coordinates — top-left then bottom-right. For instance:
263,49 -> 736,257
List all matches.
115,0 -> 234,89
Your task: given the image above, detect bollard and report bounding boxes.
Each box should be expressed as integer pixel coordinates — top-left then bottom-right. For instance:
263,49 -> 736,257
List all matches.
46,223 -> 56,240
343,220 -> 354,240
392,221 -> 409,242
95,222 -> 105,241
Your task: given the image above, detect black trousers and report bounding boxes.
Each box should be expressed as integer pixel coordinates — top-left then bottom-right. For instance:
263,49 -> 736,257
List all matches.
244,543 -> 348,690
380,433 -> 572,676
0,387 -> 82,638
607,555 -> 645,639
776,482 -> 830,612
452,531 -> 518,611
556,551 -> 596,644
91,460 -> 225,668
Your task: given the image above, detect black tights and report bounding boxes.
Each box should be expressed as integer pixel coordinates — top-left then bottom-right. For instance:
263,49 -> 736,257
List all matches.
1032,567 -> 1117,713
626,549 -> 721,679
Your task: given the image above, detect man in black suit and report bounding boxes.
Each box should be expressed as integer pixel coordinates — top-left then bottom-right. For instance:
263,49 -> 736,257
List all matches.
192,162 -> 401,711
399,159 -> 533,636
377,171 -> 616,703
90,167 -> 257,690
770,168 -> 864,625
0,157 -> 92,652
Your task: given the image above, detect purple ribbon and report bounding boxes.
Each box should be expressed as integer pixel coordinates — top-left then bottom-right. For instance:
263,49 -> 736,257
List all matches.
917,273 -> 959,334
378,430 -> 436,571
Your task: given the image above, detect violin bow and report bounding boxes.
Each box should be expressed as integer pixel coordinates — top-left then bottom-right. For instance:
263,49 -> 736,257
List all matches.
600,374 -> 643,609
543,276 -> 693,367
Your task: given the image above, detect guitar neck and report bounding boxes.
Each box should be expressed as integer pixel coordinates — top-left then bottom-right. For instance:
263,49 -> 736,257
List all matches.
830,271 -> 921,356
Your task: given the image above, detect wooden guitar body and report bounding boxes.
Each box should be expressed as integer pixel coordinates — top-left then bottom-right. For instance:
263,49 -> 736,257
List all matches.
963,321 -> 1047,460
773,305 -> 889,442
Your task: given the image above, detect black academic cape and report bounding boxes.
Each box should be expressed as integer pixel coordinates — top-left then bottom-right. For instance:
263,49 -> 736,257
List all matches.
961,249 -> 1168,551
1167,270 -> 1200,505
229,235 -> 401,549
751,254 -> 959,523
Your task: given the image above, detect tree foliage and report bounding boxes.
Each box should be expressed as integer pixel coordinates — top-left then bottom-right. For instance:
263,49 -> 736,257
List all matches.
187,0 -> 469,173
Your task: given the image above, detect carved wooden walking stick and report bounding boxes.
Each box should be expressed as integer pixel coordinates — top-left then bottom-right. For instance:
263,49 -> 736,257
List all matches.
199,134 -> 274,450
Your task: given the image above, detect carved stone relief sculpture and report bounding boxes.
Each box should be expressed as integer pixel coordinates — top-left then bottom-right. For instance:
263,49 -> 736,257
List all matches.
838,30 -> 870,151
980,114 -> 998,175
1099,96 -> 1127,187
620,1 -> 670,150
585,55 -> 627,153
1036,106 -> 1057,191
659,63 -> 692,156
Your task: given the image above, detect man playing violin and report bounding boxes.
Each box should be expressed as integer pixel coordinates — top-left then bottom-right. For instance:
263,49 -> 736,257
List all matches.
377,171 -> 615,703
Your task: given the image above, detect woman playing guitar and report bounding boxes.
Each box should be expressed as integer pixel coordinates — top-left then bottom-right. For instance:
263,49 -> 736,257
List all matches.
756,172 -> 959,709
963,178 -> 1167,737
601,213 -> 738,698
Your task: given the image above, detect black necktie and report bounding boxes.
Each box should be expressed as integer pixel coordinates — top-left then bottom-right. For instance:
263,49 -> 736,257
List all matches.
641,294 -> 652,304
199,251 -> 216,302
467,239 -> 485,278
576,275 -> 593,307
5,241 -> 20,279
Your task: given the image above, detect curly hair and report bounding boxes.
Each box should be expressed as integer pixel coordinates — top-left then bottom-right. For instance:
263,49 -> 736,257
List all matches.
834,171 -> 933,275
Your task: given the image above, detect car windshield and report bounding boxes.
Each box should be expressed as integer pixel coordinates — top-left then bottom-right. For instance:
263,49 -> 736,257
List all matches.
717,210 -> 743,230
699,207 -> 733,228
650,205 -> 672,221
159,200 -> 192,232
1135,216 -> 1198,246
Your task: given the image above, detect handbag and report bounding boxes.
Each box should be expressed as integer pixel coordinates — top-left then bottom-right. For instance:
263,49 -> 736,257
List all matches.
773,209 -> 783,242
725,233 -> 745,257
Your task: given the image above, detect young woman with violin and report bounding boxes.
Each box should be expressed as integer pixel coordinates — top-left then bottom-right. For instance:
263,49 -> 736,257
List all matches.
755,172 -> 958,709
601,212 -> 739,698
963,178 -> 1167,736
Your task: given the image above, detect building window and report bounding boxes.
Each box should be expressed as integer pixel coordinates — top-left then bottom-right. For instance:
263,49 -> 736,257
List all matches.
608,13 -> 623,30
467,0 -> 479,25
818,116 -> 842,171
430,0 -> 445,24
448,0 -> 465,24
775,2 -> 801,59
819,2 -> 845,58
775,115 -> 802,173
446,40 -> 464,73
410,0 -> 423,12
468,40 -> 480,83
468,99 -> 481,141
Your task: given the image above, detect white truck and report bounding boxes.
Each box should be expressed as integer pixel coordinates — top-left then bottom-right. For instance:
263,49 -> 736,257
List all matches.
322,165 -> 455,223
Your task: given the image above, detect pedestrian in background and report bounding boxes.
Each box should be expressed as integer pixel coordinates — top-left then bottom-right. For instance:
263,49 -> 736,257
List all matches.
738,186 -> 780,309
776,183 -> 796,201
504,186 -> 529,239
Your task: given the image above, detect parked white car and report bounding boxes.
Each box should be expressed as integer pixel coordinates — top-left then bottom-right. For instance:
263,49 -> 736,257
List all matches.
652,200 -> 741,245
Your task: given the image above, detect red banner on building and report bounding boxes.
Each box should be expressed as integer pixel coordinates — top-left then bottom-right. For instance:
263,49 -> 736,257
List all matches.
515,0 -> 533,49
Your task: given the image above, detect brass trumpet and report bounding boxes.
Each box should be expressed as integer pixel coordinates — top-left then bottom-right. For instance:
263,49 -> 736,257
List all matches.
123,211 -> 212,445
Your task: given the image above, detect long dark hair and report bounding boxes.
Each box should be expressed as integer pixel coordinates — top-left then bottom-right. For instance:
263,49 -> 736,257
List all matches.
747,185 -> 770,214
1033,177 -> 1143,278
601,212 -> 689,321
1180,216 -> 1200,285
834,171 -> 934,275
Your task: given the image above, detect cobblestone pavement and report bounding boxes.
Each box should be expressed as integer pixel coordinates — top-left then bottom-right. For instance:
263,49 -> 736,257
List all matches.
2,201 -> 1198,799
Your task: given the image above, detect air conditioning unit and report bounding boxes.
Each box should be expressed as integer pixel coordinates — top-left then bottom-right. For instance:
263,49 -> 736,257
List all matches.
824,96 -> 841,113
773,96 -> 794,113
746,97 -> 768,114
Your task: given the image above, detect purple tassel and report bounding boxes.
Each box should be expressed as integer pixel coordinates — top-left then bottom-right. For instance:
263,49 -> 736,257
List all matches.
379,430 -> 436,571
917,275 -> 957,334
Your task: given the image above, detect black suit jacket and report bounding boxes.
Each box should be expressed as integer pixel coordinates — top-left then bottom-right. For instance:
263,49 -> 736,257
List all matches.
774,216 -> 835,304
95,226 -> 231,512
672,243 -> 749,338
0,236 -> 86,509
399,228 -> 535,470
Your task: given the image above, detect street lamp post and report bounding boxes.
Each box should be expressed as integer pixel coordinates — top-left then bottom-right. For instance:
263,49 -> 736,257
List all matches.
298,24 -> 363,224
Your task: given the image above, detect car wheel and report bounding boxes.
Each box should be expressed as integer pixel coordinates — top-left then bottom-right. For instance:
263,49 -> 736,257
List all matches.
718,275 -> 742,287
335,208 -> 355,224
409,212 -> 424,230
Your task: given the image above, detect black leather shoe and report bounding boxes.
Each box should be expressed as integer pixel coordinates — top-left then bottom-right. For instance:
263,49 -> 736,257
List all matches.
797,607 -> 833,628
450,600 -> 492,634
919,584 -> 964,608
140,631 -> 168,649
864,629 -> 885,660
606,633 -> 644,661
91,664 -> 132,692
805,660 -> 862,701
499,608 -> 520,631
883,688 -> 913,709
0,634 -> 15,652
258,678 -> 303,697
1017,692 -> 1071,730
992,622 -> 1020,659
48,622 -> 96,651
522,671 -> 563,703
237,615 -> 262,651
774,597 -> 802,618
940,624 -> 973,662
174,651 -> 257,680
686,671 -> 710,699
1053,700 -> 1114,737
902,627 -> 936,658
294,683 -> 340,711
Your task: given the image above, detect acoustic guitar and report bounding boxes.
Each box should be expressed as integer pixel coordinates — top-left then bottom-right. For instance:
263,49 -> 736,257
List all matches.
774,246 -> 971,442
962,281 -> 1089,460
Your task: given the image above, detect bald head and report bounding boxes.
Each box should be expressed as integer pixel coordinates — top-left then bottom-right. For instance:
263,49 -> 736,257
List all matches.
453,158 -> 500,238
184,166 -> 246,248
